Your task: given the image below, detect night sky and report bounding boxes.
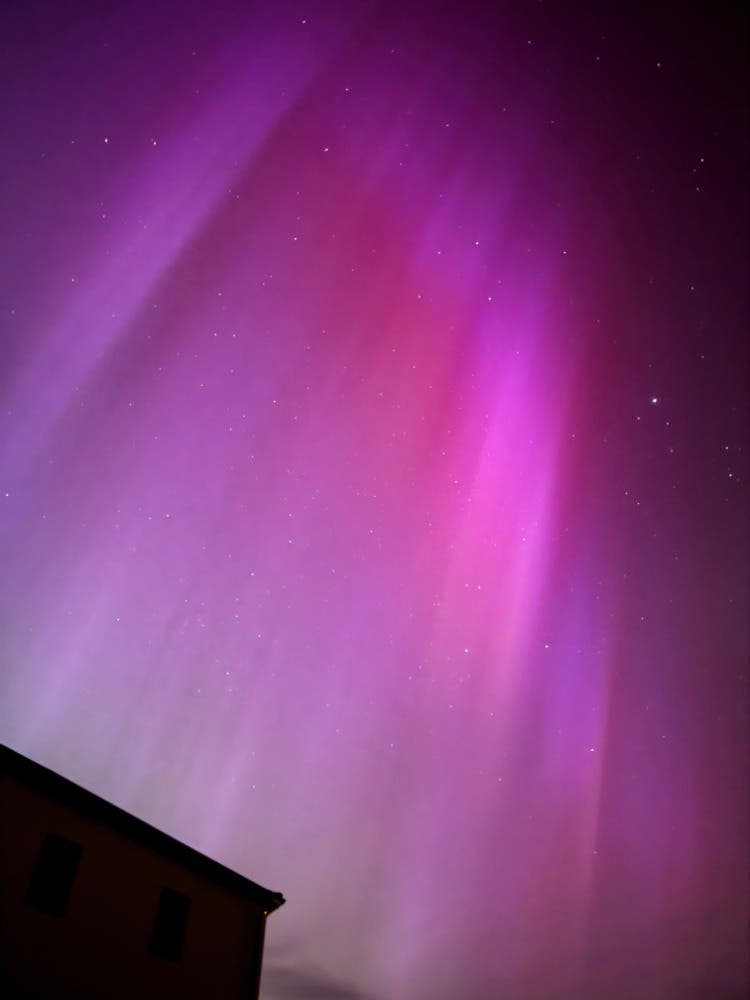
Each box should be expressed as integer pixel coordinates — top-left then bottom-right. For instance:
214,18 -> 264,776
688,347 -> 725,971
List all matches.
1,3 -> 748,998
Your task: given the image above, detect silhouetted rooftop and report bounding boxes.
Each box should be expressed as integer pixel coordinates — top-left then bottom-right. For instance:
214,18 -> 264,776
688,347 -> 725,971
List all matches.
0,744 -> 285,914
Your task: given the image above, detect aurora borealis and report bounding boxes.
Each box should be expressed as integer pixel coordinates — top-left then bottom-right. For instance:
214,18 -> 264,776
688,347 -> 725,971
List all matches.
1,3 -> 748,998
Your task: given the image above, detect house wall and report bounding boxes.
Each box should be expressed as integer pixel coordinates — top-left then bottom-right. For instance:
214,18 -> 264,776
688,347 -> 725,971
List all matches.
0,774 -> 266,999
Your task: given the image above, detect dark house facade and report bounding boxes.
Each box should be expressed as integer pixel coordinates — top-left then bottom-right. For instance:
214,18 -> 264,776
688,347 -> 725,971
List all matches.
0,745 -> 284,998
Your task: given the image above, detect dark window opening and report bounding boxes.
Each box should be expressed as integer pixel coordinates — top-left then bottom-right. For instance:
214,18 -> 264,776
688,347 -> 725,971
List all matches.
25,832 -> 82,916
150,887 -> 190,962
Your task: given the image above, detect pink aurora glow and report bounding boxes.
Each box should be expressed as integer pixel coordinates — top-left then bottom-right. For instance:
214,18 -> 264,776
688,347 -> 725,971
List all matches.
1,3 -> 747,998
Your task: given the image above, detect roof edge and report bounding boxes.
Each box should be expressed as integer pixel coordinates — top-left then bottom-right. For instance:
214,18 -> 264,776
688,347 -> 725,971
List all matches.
0,744 -> 285,914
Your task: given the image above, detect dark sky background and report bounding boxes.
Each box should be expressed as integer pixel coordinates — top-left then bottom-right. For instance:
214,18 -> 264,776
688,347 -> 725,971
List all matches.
1,3 -> 748,998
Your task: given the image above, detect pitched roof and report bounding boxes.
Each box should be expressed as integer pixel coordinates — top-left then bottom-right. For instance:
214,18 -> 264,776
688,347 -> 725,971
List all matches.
0,744 -> 284,914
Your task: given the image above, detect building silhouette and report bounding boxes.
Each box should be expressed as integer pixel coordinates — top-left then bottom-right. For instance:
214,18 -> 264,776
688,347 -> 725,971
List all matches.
0,745 -> 284,998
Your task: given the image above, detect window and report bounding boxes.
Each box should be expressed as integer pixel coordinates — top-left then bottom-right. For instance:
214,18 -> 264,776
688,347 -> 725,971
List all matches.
150,887 -> 190,962
25,832 -> 82,916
